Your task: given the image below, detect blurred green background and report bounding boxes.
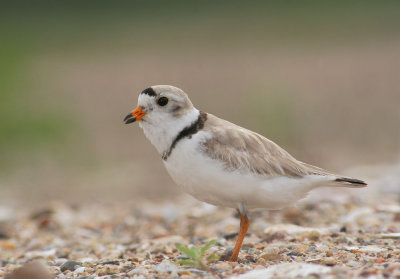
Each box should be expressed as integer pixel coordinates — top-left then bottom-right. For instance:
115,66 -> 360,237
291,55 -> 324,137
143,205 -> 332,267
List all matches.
1,1 -> 399,204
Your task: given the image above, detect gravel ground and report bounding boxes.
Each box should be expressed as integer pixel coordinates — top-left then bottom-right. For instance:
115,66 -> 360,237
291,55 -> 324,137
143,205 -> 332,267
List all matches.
1,166 -> 400,278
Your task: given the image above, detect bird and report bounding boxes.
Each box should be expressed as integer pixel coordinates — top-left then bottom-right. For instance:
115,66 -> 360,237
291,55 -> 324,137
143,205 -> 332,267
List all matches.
123,85 -> 367,262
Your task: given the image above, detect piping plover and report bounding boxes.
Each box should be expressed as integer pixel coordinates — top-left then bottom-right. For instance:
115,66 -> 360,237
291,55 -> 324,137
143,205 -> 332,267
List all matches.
124,85 -> 367,261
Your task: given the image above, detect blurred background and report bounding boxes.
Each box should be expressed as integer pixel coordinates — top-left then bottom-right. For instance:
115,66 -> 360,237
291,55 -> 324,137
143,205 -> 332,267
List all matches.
1,1 -> 399,206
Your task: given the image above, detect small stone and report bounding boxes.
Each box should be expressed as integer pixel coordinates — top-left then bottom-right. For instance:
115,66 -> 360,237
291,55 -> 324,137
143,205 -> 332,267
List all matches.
316,245 -> 329,252
81,258 -> 96,264
348,260 -> 362,267
374,258 -> 386,264
260,253 -> 281,261
0,225 -> 10,239
257,258 -> 266,264
215,262 -> 231,270
60,260 -> 82,272
5,261 -> 52,279
244,256 -> 256,263
224,232 -> 238,240
25,248 -> 56,259
322,257 -> 336,266
306,245 -> 317,252
0,241 -> 15,250
55,258 -> 68,266
284,208 -> 306,224
30,208 -> 54,220
127,269 -> 141,276
264,246 -> 280,254
100,260 -> 119,265
220,247 -> 234,261
242,244 -> 254,251
151,235 -> 185,244
305,230 -> 320,241
155,261 -> 178,273
74,267 -> 86,274
263,232 -> 286,243
379,233 -> 400,239
287,251 -> 302,256
186,269 -> 208,275
0,206 -> 14,222
230,263 -> 332,278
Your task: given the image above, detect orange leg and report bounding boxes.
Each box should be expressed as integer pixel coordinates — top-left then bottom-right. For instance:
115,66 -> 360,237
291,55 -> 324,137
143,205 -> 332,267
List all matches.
229,209 -> 250,262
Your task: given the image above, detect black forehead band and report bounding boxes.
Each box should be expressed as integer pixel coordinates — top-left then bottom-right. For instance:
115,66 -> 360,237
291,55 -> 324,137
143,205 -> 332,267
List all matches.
141,87 -> 157,97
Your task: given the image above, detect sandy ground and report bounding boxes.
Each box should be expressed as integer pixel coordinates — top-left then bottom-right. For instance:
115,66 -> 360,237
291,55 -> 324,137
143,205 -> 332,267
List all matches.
1,164 -> 399,278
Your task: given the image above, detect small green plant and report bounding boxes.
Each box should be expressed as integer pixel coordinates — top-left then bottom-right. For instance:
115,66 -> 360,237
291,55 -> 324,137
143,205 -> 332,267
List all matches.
175,239 -> 219,271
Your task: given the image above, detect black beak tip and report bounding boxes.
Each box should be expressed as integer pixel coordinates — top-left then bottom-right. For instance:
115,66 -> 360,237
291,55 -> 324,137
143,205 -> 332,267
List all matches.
124,117 -> 136,124
123,113 -> 136,124
124,113 -> 133,122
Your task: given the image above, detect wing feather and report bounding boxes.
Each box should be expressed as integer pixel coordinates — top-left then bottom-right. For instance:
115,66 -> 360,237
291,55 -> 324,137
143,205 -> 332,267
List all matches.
201,113 -> 334,178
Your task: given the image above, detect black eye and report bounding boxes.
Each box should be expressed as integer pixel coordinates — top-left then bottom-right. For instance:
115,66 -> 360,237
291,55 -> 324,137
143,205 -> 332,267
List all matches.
157,96 -> 169,106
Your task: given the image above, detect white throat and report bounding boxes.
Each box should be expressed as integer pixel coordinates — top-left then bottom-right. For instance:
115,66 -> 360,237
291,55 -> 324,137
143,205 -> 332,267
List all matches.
139,108 -> 200,156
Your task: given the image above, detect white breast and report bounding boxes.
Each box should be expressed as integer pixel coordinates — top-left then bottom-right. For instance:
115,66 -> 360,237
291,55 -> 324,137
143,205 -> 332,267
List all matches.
163,131 -> 329,210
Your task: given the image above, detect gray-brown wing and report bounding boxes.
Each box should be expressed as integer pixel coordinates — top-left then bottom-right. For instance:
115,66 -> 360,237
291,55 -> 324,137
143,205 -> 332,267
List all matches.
201,113 -> 334,178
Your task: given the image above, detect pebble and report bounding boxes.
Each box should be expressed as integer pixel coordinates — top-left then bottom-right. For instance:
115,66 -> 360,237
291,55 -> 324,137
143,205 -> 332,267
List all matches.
304,230 -> 320,241
230,263 -> 332,279
316,244 -> 329,252
322,257 -> 336,266
339,207 -> 374,224
81,257 -> 96,263
60,260 -> 82,272
379,233 -> 400,239
220,247 -> 233,261
264,246 -> 280,254
25,249 -> 56,259
0,206 -> 14,222
0,226 -> 10,239
287,251 -> 302,256
262,232 -> 286,243
259,252 -> 281,261
54,258 -> 68,266
185,268 -> 208,275
74,266 -> 86,274
306,245 -> 317,252
150,235 -> 185,244
4,261 -> 52,279
348,260 -> 362,267
100,260 -> 119,265
215,262 -> 231,270
264,224 -> 329,235
155,261 -> 178,273
127,268 -> 149,275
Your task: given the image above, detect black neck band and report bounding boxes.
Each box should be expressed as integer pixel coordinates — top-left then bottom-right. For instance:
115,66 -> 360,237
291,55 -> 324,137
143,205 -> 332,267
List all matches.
162,111 -> 207,161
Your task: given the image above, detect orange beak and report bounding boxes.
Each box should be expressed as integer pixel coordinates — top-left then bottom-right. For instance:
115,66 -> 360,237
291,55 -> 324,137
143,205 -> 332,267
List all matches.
124,106 -> 146,124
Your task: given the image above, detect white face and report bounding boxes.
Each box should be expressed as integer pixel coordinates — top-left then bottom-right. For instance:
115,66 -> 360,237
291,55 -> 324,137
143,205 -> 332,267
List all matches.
124,86 -> 199,155
137,92 -> 188,126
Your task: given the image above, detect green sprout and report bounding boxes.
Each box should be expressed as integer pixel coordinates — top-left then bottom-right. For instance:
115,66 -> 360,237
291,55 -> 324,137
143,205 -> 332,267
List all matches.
175,239 -> 220,272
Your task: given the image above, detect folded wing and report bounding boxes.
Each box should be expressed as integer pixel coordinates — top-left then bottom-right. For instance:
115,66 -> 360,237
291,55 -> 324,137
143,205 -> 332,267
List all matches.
201,113 -> 366,187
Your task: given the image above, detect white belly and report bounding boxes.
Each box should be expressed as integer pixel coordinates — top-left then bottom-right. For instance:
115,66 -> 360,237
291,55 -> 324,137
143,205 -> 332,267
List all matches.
163,132 -> 326,210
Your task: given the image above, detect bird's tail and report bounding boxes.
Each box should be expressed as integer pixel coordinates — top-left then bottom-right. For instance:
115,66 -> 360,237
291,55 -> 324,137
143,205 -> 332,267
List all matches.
331,177 -> 367,188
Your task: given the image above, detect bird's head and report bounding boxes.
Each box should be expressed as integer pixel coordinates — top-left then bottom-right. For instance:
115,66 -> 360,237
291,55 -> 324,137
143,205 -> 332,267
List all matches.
124,85 -> 194,126
124,85 -> 199,154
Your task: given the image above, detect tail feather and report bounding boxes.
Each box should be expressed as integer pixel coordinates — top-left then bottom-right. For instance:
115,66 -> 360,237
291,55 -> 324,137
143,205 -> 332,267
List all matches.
334,177 -> 367,187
